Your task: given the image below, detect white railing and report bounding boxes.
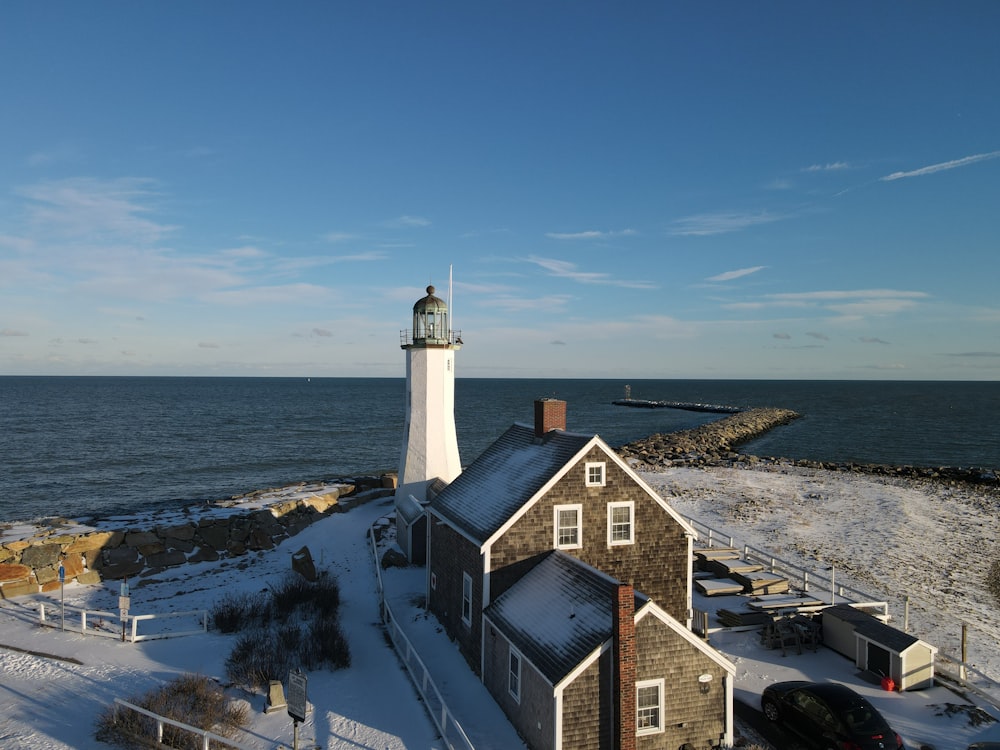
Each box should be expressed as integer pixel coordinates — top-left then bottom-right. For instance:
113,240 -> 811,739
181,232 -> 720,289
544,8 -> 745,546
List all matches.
687,514 -> 1000,710
37,604 -> 207,642
112,698 -> 253,750
368,524 -> 475,750
688,515 -> 887,612
130,610 -> 208,642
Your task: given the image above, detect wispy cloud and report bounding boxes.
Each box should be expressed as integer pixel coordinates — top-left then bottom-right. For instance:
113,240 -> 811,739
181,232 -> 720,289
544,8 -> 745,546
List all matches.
527,256 -> 657,289
1,328 -> 29,337
670,210 -> 786,236
387,215 -> 431,228
764,289 -> 928,303
488,293 -> 575,313
945,351 -> 1000,358
544,229 -> 637,240
198,341 -> 221,349
707,266 -> 766,282
18,177 -> 176,244
859,337 -> 891,345
202,283 -> 331,306
880,150 -> 1000,181
803,162 -> 851,172
773,332 -> 791,340
323,232 -> 359,243
806,331 -> 829,341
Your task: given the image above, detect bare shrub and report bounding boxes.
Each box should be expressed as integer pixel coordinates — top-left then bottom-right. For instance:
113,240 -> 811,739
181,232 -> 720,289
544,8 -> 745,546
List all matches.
221,572 -> 349,691
94,673 -> 248,749
211,590 -> 270,633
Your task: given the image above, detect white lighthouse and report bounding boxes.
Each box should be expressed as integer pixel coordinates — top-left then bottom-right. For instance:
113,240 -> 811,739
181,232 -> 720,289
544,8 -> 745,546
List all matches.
397,284 -> 462,507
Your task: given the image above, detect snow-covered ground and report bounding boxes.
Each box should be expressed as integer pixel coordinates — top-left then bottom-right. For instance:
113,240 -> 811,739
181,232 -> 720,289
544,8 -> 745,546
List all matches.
1,464 -> 999,749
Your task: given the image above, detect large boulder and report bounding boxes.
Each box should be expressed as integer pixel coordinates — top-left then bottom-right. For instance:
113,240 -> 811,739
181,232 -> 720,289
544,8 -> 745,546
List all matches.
291,546 -> 317,582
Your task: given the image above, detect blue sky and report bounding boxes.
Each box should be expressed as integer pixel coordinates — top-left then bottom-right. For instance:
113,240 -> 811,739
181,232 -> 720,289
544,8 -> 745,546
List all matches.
1,2 -> 998,380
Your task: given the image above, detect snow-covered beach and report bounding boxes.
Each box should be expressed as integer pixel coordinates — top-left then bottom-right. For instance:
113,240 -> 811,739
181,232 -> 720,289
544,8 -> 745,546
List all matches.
1,462 -> 999,749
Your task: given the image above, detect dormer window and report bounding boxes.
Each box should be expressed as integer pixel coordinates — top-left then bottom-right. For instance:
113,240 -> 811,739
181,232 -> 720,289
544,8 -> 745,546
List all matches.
585,462 -> 606,487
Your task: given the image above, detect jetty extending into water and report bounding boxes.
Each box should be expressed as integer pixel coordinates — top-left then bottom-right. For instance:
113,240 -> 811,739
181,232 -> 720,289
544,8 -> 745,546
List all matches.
616,407 -> 801,467
612,398 -> 741,414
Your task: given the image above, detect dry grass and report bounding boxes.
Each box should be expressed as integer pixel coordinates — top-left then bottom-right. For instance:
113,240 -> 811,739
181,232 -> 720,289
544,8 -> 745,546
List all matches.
94,673 -> 248,749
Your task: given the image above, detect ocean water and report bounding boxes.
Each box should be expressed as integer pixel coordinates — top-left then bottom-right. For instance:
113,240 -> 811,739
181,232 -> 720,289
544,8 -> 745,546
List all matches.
1,377 -> 997,524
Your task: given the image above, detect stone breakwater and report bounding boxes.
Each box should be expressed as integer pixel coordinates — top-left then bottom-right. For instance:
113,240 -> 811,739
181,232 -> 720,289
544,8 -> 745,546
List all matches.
616,407 -> 801,466
616,407 -> 999,488
0,475 -> 396,600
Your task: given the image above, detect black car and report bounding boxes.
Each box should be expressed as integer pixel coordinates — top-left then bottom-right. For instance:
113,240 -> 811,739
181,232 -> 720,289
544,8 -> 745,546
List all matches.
761,681 -> 905,750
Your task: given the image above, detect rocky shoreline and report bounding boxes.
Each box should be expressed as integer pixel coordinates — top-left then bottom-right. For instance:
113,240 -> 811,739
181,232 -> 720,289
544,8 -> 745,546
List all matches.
0,475 -> 396,599
616,406 -> 999,488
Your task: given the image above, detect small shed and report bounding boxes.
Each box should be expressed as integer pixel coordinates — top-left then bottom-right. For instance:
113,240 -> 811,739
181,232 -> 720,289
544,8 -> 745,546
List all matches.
394,493 -> 427,565
823,605 -> 937,691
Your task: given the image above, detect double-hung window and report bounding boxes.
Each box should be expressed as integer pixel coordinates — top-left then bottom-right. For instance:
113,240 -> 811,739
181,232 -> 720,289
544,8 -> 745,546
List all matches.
554,504 -> 583,550
508,648 -> 522,703
607,501 -> 634,546
636,678 -> 665,735
585,461 -> 606,487
461,572 -> 473,627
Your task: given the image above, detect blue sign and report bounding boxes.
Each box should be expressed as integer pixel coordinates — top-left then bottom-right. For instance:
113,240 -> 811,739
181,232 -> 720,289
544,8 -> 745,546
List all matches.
58,564 -> 65,584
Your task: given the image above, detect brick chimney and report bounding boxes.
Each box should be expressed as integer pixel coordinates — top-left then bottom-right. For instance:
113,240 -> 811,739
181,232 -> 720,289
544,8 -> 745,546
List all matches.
613,583 -> 637,750
533,398 -> 566,438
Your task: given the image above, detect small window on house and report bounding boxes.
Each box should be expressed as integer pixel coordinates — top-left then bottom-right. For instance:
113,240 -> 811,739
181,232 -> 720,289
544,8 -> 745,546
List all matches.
508,648 -> 522,703
554,504 -> 583,549
461,572 -> 473,627
585,461 -> 606,487
607,501 -> 634,546
636,679 -> 665,735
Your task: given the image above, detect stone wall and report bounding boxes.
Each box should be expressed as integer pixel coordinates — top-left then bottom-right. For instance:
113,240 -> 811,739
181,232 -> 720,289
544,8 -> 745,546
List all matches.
0,475 -> 396,600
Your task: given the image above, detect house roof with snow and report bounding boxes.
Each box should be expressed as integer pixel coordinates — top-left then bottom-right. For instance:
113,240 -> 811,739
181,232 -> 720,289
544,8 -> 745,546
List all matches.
430,422 -> 596,542
483,550 -> 645,685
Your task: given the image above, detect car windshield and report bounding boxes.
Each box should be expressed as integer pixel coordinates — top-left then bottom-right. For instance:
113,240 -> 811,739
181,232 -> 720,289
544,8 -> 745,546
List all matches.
842,702 -> 885,734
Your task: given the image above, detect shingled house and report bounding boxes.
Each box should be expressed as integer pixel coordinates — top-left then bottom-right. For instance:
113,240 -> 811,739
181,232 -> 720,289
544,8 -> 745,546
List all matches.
425,399 -> 735,749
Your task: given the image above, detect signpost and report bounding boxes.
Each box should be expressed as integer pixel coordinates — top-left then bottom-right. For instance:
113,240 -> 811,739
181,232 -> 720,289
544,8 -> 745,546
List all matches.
119,578 -> 130,642
287,668 -> 308,750
58,562 -> 65,631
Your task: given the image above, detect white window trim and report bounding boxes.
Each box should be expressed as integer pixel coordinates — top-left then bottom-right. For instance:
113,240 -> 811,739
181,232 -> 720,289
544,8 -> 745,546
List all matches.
508,647 -> 522,703
585,461 -> 606,487
607,501 -> 635,546
636,678 -> 665,735
461,572 -> 473,627
554,503 -> 583,550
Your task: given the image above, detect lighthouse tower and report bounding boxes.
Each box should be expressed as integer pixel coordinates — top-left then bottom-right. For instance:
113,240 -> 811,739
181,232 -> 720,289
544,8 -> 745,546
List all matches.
397,284 -> 462,506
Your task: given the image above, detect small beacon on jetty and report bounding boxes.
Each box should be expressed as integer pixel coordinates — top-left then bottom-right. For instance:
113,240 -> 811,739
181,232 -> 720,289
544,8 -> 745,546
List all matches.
396,284 -> 463,562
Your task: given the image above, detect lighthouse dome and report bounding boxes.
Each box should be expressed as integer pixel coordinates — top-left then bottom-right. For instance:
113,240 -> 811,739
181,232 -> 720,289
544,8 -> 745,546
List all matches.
413,285 -> 447,314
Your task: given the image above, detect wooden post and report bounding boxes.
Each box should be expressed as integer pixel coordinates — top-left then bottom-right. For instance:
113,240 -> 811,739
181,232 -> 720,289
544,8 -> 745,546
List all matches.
961,623 -> 968,683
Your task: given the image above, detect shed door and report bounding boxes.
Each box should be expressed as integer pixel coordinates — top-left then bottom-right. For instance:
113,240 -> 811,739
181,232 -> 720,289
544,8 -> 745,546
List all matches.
867,642 -> 891,678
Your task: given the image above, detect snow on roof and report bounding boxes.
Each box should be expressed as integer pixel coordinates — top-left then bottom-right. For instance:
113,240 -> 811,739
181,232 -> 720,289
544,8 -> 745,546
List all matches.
484,550 -> 645,685
430,423 -> 594,542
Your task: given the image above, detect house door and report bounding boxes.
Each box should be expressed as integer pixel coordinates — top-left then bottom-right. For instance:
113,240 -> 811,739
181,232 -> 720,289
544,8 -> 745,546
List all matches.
867,642 -> 891,679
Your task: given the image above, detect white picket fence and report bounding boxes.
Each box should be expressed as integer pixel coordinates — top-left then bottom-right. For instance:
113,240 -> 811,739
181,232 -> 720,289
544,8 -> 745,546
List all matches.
38,602 -> 207,642
368,524 -> 475,750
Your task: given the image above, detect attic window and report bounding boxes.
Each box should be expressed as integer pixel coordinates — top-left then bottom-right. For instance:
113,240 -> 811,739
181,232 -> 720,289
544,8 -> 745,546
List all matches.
585,461 -> 606,487
554,504 -> 582,550
608,501 -> 634,546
